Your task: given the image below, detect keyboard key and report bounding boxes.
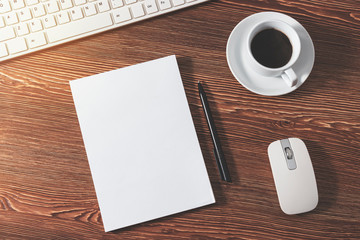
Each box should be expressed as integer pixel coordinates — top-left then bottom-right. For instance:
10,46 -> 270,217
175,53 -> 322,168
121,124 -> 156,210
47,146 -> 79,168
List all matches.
124,0 -> 135,4
33,4 -> 46,17
59,0 -> 72,9
83,3 -> 96,16
25,0 -> 38,5
110,0 -> 122,8
96,0 -> 110,12
15,22 -> 30,35
157,0 -> 171,10
18,8 -> 32,21
27,32 -> 46,48
0,16 -> 5,27
10,0 -> 25,9
29,19 -> 43,31
144,0 -> 157,14
112,7 -> 131,23
56,11 -> 70,24
5,11 -> 19,25
74,0 -> 85,5
0,27 -> 16,41
69,7 -> 83,20
45,1 -> 60,13
131,3 -> 144,18
172,0 -> 184,6
7,37 -> 27,54
0,43 -> 8,57
43,15 -> 56,28
47,13 -> 113,42
0,0 -> 12,13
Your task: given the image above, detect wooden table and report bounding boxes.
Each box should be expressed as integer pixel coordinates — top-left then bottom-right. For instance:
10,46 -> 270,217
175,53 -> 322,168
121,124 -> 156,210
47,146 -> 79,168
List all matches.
1,0 -> 359,238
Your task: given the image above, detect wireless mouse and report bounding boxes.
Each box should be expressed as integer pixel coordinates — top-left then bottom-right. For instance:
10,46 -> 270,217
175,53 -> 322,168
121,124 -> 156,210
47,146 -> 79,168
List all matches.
267,138 -> 318,214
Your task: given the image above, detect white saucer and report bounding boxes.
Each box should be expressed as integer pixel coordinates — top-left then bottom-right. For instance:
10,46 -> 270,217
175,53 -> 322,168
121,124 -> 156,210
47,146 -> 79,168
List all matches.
226,12 -> 315,96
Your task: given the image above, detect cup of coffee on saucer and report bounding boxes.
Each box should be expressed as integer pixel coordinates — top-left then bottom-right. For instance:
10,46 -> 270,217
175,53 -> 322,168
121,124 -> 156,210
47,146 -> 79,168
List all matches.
227,12 -> 315,96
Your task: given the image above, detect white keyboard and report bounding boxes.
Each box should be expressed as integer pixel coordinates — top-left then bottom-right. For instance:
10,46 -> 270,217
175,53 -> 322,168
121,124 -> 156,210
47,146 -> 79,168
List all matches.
0,0 -> 207,62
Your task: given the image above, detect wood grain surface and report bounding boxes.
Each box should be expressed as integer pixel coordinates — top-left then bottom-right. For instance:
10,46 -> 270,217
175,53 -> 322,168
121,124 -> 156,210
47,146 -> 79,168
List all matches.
1,0 -> 359,239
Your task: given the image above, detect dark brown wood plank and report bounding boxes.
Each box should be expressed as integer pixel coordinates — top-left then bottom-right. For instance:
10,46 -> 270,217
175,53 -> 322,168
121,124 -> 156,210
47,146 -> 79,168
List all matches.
0,0 -> 359,238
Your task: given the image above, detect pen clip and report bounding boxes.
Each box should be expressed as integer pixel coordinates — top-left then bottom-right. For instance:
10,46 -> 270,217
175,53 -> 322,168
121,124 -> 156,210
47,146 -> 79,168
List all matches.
213,148 -> 225,181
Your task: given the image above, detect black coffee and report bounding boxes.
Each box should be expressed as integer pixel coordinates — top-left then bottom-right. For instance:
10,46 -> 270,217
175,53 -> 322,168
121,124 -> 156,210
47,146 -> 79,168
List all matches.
250,28 -> 292,68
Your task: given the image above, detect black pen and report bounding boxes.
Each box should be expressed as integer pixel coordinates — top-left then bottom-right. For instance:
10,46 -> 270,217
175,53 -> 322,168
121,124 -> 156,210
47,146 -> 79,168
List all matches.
198,81 -> 231,182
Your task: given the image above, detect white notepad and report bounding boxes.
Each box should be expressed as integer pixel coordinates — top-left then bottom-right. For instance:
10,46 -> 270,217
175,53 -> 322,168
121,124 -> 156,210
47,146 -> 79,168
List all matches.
70,55 -> 215,232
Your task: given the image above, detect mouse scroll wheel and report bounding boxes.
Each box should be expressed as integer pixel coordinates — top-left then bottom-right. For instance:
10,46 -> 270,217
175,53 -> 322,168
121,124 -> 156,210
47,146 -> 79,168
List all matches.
285,147 -> 293,159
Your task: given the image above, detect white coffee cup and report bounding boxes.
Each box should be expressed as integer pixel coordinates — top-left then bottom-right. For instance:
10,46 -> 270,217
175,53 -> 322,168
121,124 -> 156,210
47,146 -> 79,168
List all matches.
245,20 -> 301,87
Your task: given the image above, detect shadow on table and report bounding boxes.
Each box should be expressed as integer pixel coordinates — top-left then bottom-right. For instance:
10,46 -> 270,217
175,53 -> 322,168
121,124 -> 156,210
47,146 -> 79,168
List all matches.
287,17 -> 357,97
306,140 -> 338,213
177,56 -> 235,205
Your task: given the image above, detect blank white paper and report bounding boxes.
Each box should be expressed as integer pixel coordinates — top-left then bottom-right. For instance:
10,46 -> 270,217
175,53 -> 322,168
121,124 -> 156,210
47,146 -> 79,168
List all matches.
70,55 -> 215,232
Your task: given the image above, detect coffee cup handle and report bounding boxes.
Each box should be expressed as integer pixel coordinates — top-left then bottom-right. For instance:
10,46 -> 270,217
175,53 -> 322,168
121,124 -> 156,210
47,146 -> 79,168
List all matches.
281,68 -> 298,87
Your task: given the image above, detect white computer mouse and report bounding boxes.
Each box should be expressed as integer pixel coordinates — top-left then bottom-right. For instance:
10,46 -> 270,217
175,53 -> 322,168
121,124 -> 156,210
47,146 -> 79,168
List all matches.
267,138 -> 318,215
